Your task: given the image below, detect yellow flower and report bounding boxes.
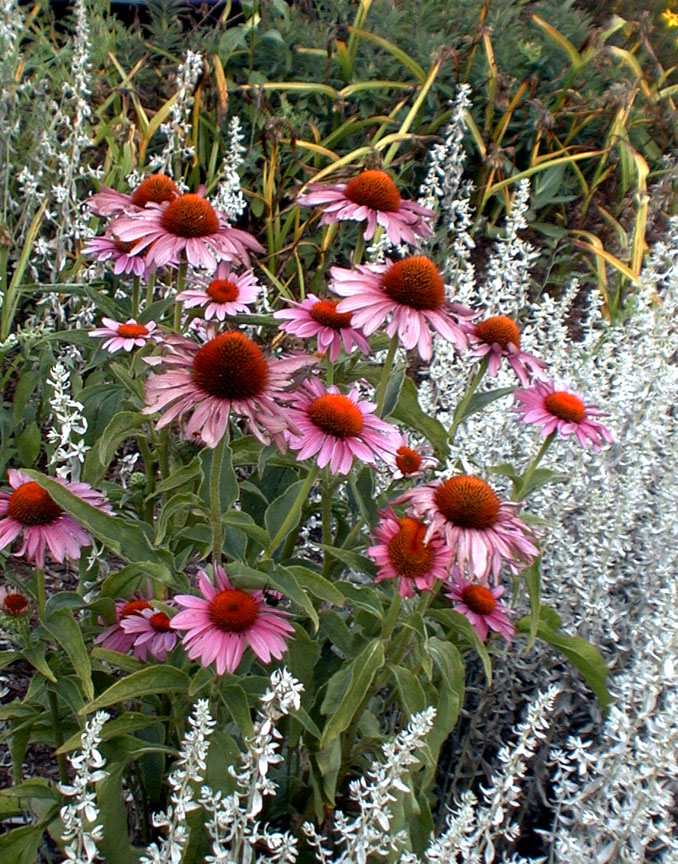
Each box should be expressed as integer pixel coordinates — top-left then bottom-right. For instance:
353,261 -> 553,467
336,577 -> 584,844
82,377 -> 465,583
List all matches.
662,8 -> 678,27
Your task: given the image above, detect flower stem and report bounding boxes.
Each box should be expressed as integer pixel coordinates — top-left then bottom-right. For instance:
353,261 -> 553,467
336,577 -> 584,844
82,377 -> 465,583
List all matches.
514,431 -> 556,501
375,334 -> 399,417
35,568 -> 46,623
145,272 -> 156,309
321,470 -> 333,579
131,275 -> 140,318
449,355 -> 489,443
48,688 -> 69,785
173,260 -> 188,332
210,432 -> 229,566
354,231 -> 365,266
266,465 -> 319,556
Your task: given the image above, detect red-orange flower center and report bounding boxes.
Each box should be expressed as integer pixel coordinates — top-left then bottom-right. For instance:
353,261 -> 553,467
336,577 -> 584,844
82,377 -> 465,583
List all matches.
8,482 -> 63,526
462,583 -> 496,615
544,392 -> 586,424
309,299 -> 353,330
308,394 -> 364,438
150,612 -> 172,632
161,194 -> 220,238
344,170 -> 401,212
3,593 -> 28,616
207,280 -> 240,304
114,237 -> 137,254
395,446 -> 422,475
475,316 -> 521,350
208,589 -> 259,633
192,332 -> 270,401
120,599 -> 152,619
118,323 -> 149,339
434,476 -> 500,530
131,175 -> 180,208
382,257 -> 445,311
387,517 -> 434,580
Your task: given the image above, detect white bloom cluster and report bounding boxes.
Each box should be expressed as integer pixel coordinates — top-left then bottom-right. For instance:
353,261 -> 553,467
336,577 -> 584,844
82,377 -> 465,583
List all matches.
141,699 -> 215,864
303,707 -> 436,864
212,116 -> 248,221
199,667 -> 302,864
46,361 -> 89,480
149,51 -> 204,175
58,711 -> 109,864
0,0 -> 20,55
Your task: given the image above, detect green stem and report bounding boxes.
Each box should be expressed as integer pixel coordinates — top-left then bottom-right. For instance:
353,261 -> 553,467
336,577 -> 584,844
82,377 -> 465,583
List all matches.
325,353 -> 334,387
381,588 -> 401,640
210,432 -> 229,565
48,689 -> 69,785
514,431 -> 556,501
375,334 -> 399,416
173,260 -> 188,332
449,355 -> 489,443
321,471 -> 333,579
35,568 -> 46,623
266,465 -> 319,556
145,272 -> 156,309
137,435 -> 156,524
131,275 -> 140,318
354,231 -> 365,266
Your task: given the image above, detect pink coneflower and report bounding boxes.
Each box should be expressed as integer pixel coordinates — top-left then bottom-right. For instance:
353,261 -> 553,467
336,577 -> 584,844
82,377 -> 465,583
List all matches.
368,508 -> 452,599
88,174 -> 180,218
143,330 -> 314,449
82,234 -> 151,277
330,257 -> 474,361
176,262 -> 261,321
445,570 -> 515,642
513,380 -> 613,452
89,318 -> 159,353
0,471 -> 112,569
94,593 -> 154,655
285,378 -> 400,475
0,585 -> 29,617
170,567 -> 294,676
120,605 -> 178,662
397,475 -> 539,583
297,169 -> 435,245
110,192 -> 264,271
468,316 -> 547,386
273,294 -> 370,363
384,433 -> 438,480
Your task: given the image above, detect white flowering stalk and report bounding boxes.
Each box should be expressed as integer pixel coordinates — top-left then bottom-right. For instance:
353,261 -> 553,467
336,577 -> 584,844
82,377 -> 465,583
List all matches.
149,50 -> 204,176
199,667 -> 303,864
46,361 -> 89,480
303,707 -> 436,864
58,711 -> 109,864
141,699 -> 215,864
212,116 -> 248,221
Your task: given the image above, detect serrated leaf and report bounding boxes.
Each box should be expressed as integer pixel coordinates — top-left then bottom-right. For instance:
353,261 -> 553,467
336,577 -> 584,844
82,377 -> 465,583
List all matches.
319,639 -> 385,748
98,411 -> 149,467
517,609 -> 611,709
80,666 -> 189,714
22,470 -> 174,576
43,609 -> 93,700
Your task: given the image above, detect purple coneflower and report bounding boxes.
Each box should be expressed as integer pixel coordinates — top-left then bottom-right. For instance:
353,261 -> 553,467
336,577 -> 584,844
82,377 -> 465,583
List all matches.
273,294 -> 370,363
176,262 -> 261,321
467,315 -> 547,386
445,570 -> 515,642
89,318 -> 158,353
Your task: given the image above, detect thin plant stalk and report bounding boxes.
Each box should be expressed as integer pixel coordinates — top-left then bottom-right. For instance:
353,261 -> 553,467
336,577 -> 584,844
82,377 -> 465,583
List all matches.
449,355 -> 489,442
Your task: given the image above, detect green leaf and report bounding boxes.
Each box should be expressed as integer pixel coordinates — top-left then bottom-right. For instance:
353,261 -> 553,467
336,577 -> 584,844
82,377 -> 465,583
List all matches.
22,643 -> 56,682
22,470 -> 174,576
320,610 -> 357,657
348,466 -> 379,527
517,608 -> 611,709
0,650 -> 20,671
231,435 -> 264,466
95,764 -> 137,864
13,371 -> 40,422
16,422 -> 41,466
265,479 -> 307,542
429,608 -> 492,685
220,683 -> 254,740
268,564 -> 319,630
43,609 -> 93,700
200,443 -> 238,514
91,647 -> 144,673
321,545 -> 377,579
316,735 -> 341,805
223,510 -> 269,550
391,665 -> 427,717
391,376 -> 449,459
319,639 -> 385,748
454,386 -> 515,425
335,581 -> 383,616
382,361 -> 406,418
286,565 -> 345,607
0,824 -> 50,863
151,456 -> 204,498
59,712 -> 167,753
80,666 -> 189,714
517,467 -> 568,499
98,411 -> 149,467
